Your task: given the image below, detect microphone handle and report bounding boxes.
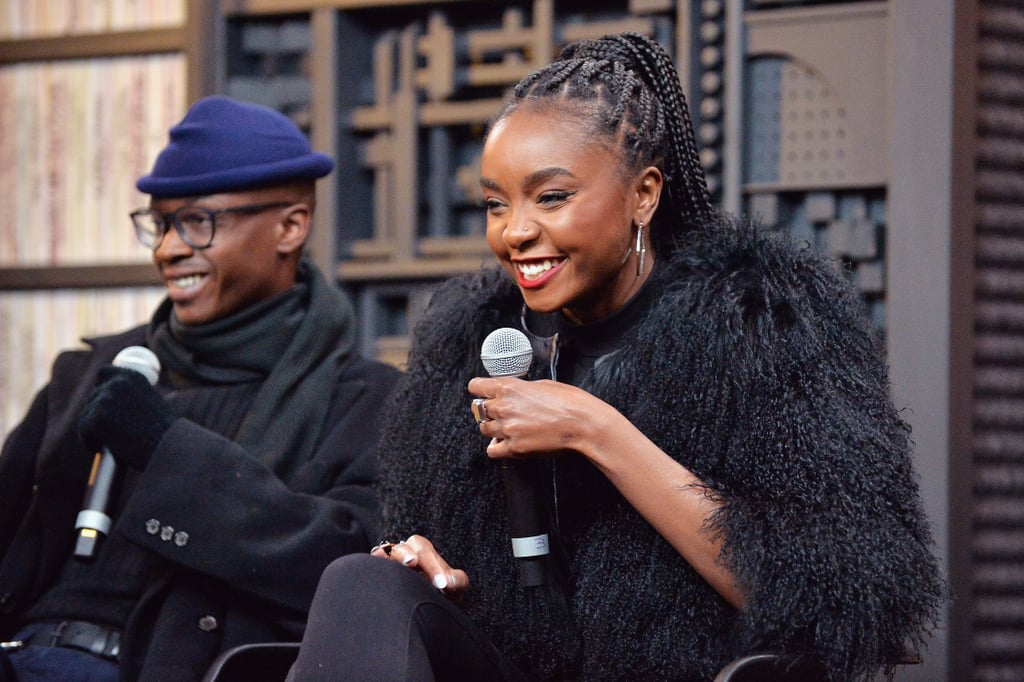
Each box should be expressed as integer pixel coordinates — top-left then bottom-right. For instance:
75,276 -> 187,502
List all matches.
500,459 -> 550,587
74,448 -> 118,558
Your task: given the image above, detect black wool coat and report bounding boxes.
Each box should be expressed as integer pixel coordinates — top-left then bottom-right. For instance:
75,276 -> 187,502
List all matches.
0,324 -> 400,681
377,223 -> 943,682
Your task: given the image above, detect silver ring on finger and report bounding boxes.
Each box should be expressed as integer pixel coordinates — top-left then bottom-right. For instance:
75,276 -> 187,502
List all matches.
471,398 -> 491,424
373,540 -> 395,557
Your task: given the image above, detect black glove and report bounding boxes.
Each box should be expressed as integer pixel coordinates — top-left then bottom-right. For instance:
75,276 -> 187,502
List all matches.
78,365 -> 173,471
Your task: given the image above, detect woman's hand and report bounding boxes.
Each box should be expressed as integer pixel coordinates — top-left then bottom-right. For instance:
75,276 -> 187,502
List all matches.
371,534 -> 469,599
468,376 -> 603,460
468,375 -> 745,608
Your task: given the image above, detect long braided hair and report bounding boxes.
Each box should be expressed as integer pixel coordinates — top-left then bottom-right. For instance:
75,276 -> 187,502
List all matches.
491,31 -> 715,255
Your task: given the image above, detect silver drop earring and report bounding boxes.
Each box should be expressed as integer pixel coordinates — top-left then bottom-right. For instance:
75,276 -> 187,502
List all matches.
635,221 -> 646,277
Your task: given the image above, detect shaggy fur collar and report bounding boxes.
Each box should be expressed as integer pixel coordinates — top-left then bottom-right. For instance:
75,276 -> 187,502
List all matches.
378,222 -> 942,681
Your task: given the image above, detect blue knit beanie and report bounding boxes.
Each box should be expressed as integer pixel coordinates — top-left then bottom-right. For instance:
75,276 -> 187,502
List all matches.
137,96 -> 335,198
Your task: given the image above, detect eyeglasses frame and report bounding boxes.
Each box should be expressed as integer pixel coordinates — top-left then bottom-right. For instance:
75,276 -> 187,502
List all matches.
130,200 -> 294,250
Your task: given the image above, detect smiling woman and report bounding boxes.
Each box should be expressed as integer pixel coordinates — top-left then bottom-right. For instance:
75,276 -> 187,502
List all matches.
481,109 -> 659,323
288,32 -> 944,682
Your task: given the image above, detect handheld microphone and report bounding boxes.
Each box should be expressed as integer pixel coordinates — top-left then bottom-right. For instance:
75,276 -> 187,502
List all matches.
480,327 -> 549,587
74,345 -> 161,559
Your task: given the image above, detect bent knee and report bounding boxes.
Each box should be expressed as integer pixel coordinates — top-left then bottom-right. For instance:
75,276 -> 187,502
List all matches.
318,552 -> 419,595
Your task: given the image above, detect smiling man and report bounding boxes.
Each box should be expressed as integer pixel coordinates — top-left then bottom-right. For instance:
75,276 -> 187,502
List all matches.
0,96 -> 400,681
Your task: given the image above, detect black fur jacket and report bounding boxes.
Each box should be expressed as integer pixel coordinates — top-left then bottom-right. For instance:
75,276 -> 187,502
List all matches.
378,222 -> 943,681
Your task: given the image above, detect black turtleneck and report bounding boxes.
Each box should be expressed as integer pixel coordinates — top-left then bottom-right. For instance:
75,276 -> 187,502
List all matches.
523,259 -> 662,387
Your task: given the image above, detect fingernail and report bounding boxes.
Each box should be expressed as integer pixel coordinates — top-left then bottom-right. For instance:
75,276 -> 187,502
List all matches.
433,574 -> 448,590
403,554 -> 415,565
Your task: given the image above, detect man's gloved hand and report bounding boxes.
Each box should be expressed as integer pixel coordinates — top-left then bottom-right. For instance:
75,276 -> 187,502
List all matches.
78,365 -> 173,470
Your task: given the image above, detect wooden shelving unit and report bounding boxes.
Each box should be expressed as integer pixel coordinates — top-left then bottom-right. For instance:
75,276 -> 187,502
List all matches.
0,0 -> 216,292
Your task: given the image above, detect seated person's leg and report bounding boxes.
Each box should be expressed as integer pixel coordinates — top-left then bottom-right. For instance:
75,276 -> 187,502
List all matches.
288,554 -> 526,682
3,624 -> 119,682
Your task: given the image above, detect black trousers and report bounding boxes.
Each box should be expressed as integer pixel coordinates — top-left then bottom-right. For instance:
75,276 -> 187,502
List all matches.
287,554 -> 527,682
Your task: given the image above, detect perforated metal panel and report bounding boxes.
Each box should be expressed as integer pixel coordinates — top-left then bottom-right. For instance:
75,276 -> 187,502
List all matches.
747,56 -> 856,186
776,61 -> 852,185
746,57 -> 784,185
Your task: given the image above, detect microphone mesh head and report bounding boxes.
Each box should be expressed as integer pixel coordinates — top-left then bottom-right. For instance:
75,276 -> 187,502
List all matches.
113,346 -> 161,386
480,328 -> 533,378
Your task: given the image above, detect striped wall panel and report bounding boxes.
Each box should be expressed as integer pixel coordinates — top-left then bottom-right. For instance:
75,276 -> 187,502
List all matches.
972,1 -> 1024,680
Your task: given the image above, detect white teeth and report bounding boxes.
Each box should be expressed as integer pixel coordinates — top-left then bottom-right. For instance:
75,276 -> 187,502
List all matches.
517,259 -> 560,280
171,274 -> 203,289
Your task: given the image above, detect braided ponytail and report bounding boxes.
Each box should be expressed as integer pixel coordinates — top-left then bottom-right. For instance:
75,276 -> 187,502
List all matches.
492,32 -> 715,254
613,33 -> 714,224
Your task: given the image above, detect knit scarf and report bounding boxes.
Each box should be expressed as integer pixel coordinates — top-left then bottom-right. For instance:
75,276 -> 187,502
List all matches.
146,259 -> 355,478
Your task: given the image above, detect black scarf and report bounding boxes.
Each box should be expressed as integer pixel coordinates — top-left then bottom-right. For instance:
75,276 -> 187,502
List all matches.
146,259 -> 355,478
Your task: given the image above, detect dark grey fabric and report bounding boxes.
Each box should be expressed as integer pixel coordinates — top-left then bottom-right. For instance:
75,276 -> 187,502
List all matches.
288,555 -> 529,682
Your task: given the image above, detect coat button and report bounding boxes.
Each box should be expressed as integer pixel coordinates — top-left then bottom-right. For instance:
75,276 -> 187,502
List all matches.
145,519 -> 160,535
173,531 -> 189,547
198,615 -> 218,632
159,526 -> 174,542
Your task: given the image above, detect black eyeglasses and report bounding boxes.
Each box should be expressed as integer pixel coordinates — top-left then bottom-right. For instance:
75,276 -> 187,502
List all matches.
130,201 -> 292,250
